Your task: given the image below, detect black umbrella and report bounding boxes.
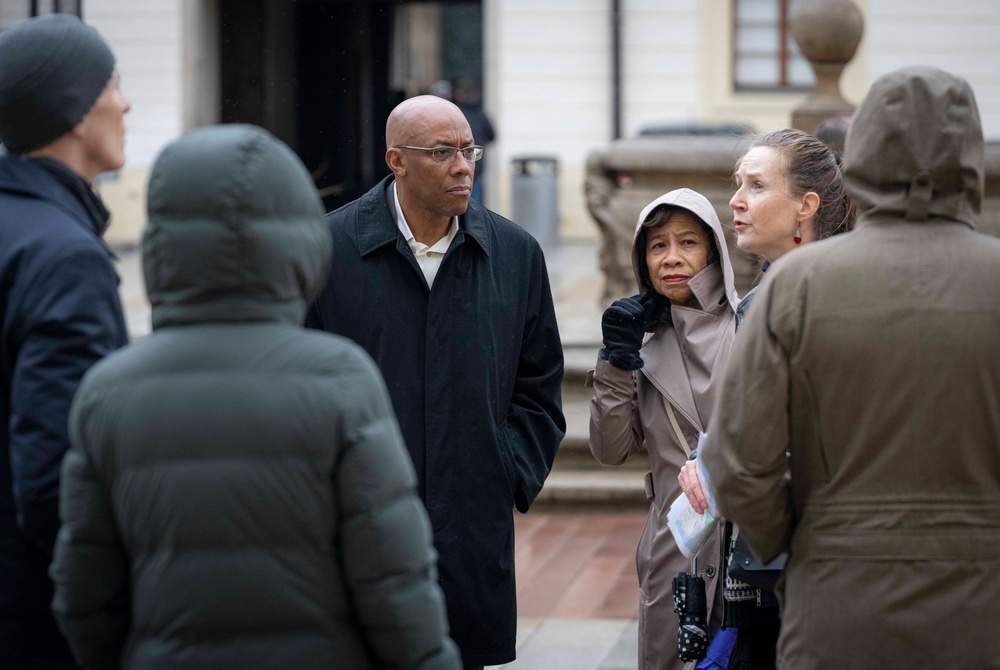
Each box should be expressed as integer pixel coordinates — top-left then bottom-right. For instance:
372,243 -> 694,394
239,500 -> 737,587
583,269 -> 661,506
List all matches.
672,558 -> 709,662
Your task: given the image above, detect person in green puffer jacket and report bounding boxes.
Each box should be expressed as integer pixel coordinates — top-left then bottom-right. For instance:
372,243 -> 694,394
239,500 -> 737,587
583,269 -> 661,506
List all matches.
49,124 -> 461,670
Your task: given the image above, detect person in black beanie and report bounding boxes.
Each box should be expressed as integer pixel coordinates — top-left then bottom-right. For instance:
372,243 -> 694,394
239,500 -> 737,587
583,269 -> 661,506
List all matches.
0,13 -> 130,669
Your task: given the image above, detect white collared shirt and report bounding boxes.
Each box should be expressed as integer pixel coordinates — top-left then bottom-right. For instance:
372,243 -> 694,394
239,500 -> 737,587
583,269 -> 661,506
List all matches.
393,182 -> 458,288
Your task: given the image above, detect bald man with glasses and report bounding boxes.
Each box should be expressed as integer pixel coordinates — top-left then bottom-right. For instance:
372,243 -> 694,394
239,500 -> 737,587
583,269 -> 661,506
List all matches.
307,95 -> 565,670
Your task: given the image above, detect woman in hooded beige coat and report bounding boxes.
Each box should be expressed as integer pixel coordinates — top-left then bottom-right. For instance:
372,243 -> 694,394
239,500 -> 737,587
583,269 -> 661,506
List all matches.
589,188 -> 739,670
701,67 -> 1000,669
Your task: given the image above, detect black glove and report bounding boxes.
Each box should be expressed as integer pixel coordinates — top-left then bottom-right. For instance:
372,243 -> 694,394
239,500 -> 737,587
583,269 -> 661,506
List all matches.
598,294 -> 653,371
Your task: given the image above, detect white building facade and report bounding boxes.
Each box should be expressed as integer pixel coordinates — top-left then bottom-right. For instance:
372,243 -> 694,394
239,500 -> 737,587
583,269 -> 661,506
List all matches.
5,0 -> 994,244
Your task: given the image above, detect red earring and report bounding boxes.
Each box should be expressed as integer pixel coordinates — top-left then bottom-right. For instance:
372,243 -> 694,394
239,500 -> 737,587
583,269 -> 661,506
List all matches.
794,226 -> 802,244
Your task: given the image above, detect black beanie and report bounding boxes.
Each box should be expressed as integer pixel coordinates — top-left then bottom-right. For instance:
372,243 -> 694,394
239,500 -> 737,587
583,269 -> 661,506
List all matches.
0,14 -> 115,155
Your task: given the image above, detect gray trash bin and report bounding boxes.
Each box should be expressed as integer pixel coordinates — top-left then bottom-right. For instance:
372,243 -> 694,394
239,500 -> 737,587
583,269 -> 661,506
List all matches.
511,156 -> 559,248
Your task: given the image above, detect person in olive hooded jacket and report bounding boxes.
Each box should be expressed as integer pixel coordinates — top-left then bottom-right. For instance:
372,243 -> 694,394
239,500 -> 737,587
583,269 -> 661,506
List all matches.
702,67 -> 1000,668
50,124 -> 460,670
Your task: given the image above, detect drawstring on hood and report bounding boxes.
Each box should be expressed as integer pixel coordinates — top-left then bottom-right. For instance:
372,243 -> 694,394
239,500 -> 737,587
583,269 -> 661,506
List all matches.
844,66 -> 984,228
905,170 -> 933,222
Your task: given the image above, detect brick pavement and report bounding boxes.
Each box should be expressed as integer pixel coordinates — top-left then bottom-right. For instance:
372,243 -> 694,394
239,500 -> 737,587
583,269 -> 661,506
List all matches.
488,511 -> 644,670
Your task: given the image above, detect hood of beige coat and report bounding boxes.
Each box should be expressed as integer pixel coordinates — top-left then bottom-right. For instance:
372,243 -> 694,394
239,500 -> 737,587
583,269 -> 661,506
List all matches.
630,188 -> 739,312
844,66 -> 984,228
629,188 -> 738,433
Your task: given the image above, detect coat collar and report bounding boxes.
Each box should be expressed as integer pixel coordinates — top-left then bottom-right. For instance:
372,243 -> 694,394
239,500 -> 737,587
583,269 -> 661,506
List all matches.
31,157 -> 112,237
629,188 -> 738,430
355,175 -> 492,258
640,300 -> 735,432
0,153 -> 109,240
685,261 -> 727,314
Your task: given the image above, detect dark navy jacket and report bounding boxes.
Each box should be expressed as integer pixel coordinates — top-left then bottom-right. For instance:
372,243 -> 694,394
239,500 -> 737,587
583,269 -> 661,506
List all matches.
0,154 -> 127,667
307,176 -> 565,667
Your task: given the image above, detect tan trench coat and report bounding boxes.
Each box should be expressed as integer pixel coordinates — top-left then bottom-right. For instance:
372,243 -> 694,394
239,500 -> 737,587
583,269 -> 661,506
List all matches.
590,189 -> 738,670
702,67 -> 1000,669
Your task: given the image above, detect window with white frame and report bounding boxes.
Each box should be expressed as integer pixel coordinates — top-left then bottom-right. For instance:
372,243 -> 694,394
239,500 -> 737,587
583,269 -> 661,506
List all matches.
733,0 -> 813,91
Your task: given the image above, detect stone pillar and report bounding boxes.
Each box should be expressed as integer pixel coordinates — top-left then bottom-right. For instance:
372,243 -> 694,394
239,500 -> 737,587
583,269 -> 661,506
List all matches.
585,136 -> 761,304
789,0 -> 864,134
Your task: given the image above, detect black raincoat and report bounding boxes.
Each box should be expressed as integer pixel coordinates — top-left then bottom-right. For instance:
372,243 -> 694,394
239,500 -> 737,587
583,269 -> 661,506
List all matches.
308,176 -> 565,666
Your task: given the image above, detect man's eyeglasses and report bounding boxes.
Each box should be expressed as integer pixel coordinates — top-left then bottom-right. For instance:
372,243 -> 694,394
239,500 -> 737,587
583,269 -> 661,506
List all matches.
394,145 -> 484,163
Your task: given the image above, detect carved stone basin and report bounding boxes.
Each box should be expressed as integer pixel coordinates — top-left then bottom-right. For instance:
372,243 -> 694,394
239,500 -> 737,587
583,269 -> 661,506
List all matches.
584,1 -> 999,306
586,137 -> 1000,305
586,134 -> 758,303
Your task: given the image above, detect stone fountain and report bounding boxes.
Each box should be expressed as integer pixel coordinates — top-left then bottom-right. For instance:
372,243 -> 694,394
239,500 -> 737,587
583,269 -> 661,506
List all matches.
585,134 -> 758,302
585,0 -> 1000,304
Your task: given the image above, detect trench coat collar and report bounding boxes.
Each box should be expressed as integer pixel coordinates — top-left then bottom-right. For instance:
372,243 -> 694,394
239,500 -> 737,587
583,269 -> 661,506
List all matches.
640,264 -> 733,431
356,175 -> 492,258
630,187 -> 738,431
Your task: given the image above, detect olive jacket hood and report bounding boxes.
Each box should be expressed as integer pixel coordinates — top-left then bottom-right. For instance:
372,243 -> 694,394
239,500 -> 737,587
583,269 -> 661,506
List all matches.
844,65 -> 984,229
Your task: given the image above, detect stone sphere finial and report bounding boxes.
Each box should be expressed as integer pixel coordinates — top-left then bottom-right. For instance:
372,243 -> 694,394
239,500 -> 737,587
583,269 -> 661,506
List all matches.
789,0 -> 865,134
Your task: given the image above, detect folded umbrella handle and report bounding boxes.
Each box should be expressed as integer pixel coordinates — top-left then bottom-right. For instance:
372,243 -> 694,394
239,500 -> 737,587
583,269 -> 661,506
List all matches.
672,571 -> 709,662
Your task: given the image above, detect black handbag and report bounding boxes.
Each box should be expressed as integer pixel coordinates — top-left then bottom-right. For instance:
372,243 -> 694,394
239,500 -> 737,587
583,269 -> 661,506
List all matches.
729,533 -> 786,592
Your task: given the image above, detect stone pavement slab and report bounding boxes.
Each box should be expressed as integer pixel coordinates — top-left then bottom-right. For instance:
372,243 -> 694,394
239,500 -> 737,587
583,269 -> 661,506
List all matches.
488,618 -> 637,670
486,511 -> 643,670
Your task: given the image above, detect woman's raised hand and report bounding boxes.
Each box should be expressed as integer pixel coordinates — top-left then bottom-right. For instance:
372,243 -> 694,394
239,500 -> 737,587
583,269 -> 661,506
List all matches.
679,459 -> 709,514
598,294 -> 654,371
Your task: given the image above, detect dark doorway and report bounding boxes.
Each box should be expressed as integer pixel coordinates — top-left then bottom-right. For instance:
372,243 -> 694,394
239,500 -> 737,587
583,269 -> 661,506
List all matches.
218,0 -> 483,212
295,1 -> 396,207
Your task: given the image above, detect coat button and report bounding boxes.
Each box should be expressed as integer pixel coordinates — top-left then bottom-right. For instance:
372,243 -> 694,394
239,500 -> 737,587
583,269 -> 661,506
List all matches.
705,564 -> 716,578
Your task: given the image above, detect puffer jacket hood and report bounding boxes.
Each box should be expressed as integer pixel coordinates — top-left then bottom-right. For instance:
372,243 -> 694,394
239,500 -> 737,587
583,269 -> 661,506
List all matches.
631,187 -> 739,312
844,66 -> 984,228
143,124 -> 329,329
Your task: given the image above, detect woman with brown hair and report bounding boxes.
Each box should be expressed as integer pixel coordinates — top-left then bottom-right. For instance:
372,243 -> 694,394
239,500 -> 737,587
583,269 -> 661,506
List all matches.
680,128 -> 856,670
